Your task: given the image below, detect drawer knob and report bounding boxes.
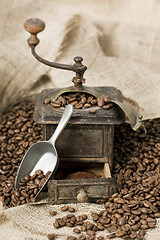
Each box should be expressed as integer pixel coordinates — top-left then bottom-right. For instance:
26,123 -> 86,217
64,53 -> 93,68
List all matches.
77,189 -> 88,202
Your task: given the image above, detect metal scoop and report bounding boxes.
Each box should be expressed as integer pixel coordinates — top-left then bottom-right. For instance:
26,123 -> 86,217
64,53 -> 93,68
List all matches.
15,105 -> 73,196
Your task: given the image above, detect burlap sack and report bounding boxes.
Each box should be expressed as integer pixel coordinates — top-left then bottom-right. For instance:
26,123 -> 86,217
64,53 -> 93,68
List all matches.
0,0 -> 160,239
0,201 -> 160,240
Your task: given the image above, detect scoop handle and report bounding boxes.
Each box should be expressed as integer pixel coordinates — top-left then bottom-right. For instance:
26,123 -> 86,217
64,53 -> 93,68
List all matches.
49,105 -> 73,145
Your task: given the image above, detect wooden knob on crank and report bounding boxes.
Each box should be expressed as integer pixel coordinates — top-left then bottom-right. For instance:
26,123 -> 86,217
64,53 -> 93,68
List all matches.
24,18 -> 45,46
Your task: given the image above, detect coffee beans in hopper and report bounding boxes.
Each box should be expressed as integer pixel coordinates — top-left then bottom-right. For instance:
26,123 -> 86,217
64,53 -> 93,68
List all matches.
44,92 -> 114,113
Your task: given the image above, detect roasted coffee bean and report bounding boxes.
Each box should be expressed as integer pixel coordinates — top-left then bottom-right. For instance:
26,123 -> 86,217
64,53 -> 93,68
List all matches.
115,231 -> 126,237
97,97 -> 104,107
86,223 -> 94,230
83,103 -> 91,108
71,101 -> 78,106
67,236 -> 77,240
82,214 -> 87,220
80,224 -> 86,231
24,174 -> 30,182
97,236 -> 104,240
103,103 -> 113,110
49,211 -> 57,216
89,109 -> 96,114
53,221 -> 60,229
86,230 -> 95,236
96,224 -> 104,231
154,213 -> 160,218
68,207 -> 75,213
30,174 -> 37,181
34,178 -> 40,185
61,206 -> 69,211
107,233 -> 115,239
44,98 -> 51,105
37,173 -> 45,179
75,103 -> 83,109
68,97 -> 77,103
73,228 -> 81,234
47,233 -> 55,240
81,97 -> 87,104
35,169 -> 43,175
67,214 -> 75,218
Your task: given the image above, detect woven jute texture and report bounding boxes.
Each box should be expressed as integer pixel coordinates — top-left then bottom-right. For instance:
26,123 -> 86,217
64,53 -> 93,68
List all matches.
0,201 -> 160,240
0,0 -> 160,239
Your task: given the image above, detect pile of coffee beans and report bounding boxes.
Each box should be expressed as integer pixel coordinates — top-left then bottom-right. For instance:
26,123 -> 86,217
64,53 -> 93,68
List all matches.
93,120 -> 160,239
0,102 -> 160,240
8,169 -> 51,207
44,92 -> 113,113
0,102 -> 43,207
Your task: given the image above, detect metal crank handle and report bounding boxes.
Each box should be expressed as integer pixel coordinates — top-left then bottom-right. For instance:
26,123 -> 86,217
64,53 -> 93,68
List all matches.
24,18 -> 87,75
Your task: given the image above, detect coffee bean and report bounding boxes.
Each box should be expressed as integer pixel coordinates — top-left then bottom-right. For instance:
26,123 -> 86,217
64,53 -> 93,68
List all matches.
107,233 -> 115,239
71,101 -> 78,106
131,224 -> 139,231
78,235 -> 86,240
87,96 -> 93,103
96,224 -> 104,231
81,97 -> 87,104
67,237 -> 77,240
97,236 -> 104,240
83,103 -> 91,108
61,206 -> 69,211
103,96 -> 109,103
49,210 -> 57,216
141,225 -> 149,229
35,169 -> 43,175
75,103 -> 83,109
141,208 -> 150,214
115,213 -> 121,219
73,228 -> 81,234
130,232 -> 137,239
91,99 -> 97,105
86,223 -> 94,230
68,207 -> 75,213
86,230 -> 95,236
103,103 -> 113,110
51,102 -> 61,108
37,173 -> 45,179
69,97 -> 77,103
24,174 -> 30,182
89,109 -> 96,114
47,233 -> 55,240
115,231 -> 126,237
97,97 -> 104,107
44,98 -> 51,105
154,213 -> 160,218
146,217 -> 156,223
148,222 -> 156,228
118,217 -> 126,226
30,174 -> 37,181
81,225 -> 87,231
82,214 -> 87,220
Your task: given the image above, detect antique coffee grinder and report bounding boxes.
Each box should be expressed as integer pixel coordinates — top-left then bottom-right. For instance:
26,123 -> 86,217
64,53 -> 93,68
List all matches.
24,18 -> 142,204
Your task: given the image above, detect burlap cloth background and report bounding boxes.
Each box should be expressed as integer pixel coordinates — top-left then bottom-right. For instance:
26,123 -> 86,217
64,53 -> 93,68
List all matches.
0,0 -> 160,239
